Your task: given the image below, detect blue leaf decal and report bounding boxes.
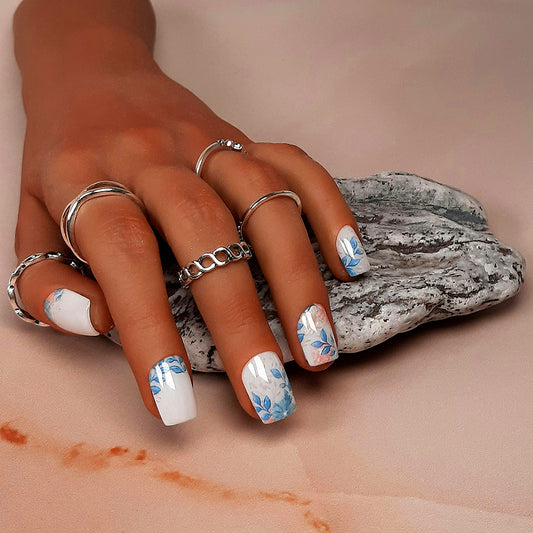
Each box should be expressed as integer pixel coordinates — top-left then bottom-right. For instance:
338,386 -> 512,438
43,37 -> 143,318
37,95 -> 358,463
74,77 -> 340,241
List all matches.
311,340 -> 324,348
252,393 -> 262,407
320,329 -> 328,342
322,345 -> 331,355
297,322 -> 303,331
254,405 -> 263,413
264,396 -> 271,410
260,412 -> 271,422
298,333 -> 304,342
271,368 -> 282,379
150,385 -> 161,395
169,365 -> 185,373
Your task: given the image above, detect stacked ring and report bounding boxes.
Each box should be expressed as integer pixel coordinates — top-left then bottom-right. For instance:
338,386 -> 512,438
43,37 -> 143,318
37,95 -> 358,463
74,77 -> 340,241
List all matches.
60,181 -> 145,264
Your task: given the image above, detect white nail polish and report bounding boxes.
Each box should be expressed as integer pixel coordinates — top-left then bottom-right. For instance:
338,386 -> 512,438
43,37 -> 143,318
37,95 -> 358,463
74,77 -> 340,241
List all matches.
44,288 -> 99,336
297,304 -> 338,366
149,356 -> 197,426
242,351 -> 296,424
336,225 -> 370,277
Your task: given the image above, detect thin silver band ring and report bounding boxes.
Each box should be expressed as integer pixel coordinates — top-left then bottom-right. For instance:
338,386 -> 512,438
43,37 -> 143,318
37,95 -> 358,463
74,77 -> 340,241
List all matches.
60,181 -> 145,264
195,139 -> 246,177
238,190 -> 302,240
7,252 -> 83,326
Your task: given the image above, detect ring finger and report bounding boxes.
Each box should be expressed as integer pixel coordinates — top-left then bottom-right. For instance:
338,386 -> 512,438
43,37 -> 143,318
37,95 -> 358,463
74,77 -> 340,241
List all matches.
201,152 -> 339,371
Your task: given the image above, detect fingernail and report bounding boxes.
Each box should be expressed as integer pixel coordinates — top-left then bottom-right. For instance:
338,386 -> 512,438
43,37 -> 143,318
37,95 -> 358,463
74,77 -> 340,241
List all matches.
242,351 -> 296,424
336,225 -> 370,276
149,356 -> 197,426
44,288 -> 99,336
297,304 -> 338,366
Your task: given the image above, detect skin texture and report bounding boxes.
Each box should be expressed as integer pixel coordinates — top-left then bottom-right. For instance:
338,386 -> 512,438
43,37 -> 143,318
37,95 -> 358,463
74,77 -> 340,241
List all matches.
12,0 -> 364,423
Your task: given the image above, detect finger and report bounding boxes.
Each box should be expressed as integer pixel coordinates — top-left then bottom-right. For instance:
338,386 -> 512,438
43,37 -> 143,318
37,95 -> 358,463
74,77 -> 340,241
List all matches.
248,142 -> 371,280
14,190 -> 113,335
135,166 -> 296,423
201,153 -> 338,371
72,191 -> 197,426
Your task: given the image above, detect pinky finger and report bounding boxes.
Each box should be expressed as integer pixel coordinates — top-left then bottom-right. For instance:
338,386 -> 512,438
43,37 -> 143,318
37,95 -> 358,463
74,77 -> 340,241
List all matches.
13,192 -> 113,335
248,142 -> 371,281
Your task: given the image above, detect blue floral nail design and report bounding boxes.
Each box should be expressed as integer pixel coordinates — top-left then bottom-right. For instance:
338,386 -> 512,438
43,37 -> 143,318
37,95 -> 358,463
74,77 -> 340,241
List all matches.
336,225 -> 370,277
341,236 -> 364,276
149,356 -> 187,396
251,368 -> 296,423
242,352 -> 296,424
297,304 -> 338,366
311,329 -> 337,358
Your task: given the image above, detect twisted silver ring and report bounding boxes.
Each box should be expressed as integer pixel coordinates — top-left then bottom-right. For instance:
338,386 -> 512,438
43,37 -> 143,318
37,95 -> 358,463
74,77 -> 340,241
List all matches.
238,190 -> 302,240
60,181 -> 145,264
7,252 -> 83,326
178,241 -> 253,288
195,139 -> 246,177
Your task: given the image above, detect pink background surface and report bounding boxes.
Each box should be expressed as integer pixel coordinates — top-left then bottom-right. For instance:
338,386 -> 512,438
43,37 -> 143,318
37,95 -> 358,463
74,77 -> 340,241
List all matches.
1,1 -> 532,531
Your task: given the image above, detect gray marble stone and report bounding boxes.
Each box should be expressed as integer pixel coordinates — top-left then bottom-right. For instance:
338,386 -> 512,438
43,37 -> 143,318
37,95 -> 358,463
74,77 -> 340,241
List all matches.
106,171 -> 525,372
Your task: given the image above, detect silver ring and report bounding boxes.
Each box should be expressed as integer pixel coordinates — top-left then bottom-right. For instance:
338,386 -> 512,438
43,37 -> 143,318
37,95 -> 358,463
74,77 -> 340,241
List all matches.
178,241 -> 253,288
7,252 -> 83,326
238,190 -> 302,240
60,181 -> 145,264
195,139 -> 246,177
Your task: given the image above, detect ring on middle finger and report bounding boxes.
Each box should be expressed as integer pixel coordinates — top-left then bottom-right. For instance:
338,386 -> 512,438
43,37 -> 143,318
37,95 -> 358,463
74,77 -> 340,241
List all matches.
178,241 -> 253,288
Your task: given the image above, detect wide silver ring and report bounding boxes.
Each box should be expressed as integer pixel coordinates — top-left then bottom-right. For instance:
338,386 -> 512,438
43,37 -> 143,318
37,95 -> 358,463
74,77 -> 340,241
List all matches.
178,241 -> 253,288
195,139 -> 246,177
238,190 -> 302,240
60,181 -> 145,264
7,252 -> 83,326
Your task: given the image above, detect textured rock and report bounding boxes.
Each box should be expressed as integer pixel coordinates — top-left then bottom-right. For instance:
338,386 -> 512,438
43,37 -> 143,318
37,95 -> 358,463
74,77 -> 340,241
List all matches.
106,171 -> 525,372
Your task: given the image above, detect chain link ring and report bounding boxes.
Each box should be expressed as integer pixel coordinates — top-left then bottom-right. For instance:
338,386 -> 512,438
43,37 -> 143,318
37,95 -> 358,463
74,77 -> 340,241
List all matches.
177,241 -> 253,288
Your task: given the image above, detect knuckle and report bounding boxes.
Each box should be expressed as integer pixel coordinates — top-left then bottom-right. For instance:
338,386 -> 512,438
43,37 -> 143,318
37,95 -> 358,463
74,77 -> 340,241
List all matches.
282,253 -> 318,287
250,142 -> 309,160
112,126 -> 175,165
273,142 -> 309,158
174,187 -> 234,230
219,292 -> 259,336
87,203 -> 156,260
44,145 -> 95,184
237,160 -> 286,192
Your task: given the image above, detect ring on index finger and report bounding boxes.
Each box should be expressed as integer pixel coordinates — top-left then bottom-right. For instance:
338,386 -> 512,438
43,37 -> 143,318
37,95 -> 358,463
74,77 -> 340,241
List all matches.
60,181 -> 145,264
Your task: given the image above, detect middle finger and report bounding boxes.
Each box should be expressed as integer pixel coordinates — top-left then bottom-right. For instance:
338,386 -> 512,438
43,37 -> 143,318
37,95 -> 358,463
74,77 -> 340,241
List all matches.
135,166 -> 297,423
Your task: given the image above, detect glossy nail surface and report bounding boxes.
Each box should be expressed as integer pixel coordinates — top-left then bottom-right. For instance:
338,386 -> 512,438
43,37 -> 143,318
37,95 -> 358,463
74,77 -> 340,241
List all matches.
149,356 -> 197,426
297,304 -> 338,366
336,225 -> 370,277
44,288 -> 99,336
242,351 -> 296,424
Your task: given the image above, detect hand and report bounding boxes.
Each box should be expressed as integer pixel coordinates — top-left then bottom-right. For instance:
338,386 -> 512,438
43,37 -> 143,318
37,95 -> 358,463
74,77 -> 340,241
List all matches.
12,0 -> 369,425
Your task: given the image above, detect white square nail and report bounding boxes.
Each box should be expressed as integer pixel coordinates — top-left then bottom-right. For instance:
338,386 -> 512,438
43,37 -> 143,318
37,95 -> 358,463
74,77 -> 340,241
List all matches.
242,351 -> 296,424
336,225 -> 370,276
297,304 -> 338,366
150,356 -> 197,426
44,288 -> 99,336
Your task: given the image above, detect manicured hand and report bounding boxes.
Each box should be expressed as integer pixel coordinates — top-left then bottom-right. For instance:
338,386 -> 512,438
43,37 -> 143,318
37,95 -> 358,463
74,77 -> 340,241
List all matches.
12,0 -> 370,425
